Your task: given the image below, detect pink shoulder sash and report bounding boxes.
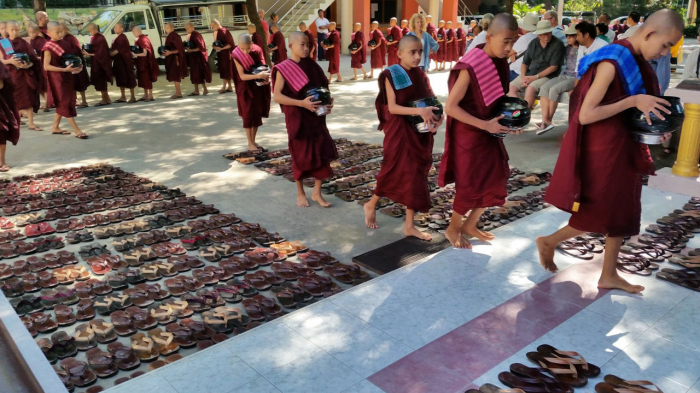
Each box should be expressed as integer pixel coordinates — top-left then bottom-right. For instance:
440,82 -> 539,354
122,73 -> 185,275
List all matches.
457,47 -> 503,106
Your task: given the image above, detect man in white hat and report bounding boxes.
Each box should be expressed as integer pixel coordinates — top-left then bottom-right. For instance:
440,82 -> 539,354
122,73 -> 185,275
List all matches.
508,13 -> 539,81
508,19 -> 565,108
543,10 -> 566,42
465,13 -> 493,54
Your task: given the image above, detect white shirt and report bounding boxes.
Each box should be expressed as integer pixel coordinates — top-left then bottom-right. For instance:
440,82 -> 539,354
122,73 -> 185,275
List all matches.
316,17 -> 329,33
465,31 -> 486,54
575,37 -> 608,76
619,24 -> 639,40
683,48 -> 700,79
509,32 -> 536,73
605,29 -> 615,42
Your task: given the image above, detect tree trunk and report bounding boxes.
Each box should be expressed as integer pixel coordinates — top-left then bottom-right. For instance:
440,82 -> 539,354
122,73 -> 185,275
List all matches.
505,0 -> 514,14
34,0 -> 46,13
245,0 -> 272,66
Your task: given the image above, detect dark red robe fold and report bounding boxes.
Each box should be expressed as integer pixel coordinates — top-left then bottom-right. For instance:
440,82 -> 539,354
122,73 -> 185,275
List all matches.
64,33 -> 90,92
350,31 -> 366,69
545,40 -> 659,237
134,35 -> 159,89
90,33 -> 113,92
386,26 -> 402,66
232,45 -> 270,128
164,31 -> 188,82
303,30 -> 317,61
446,28 -> 457,62
187,31 -> 212,84
456,28 -> 466,58
326,30 -> 340,74
427,23 -> 437,61
438,44 -> 511,216
370,29 -> 385,69
271,31 -> 287,64
1,38 -> 40,112
402,27 -> 411,36
44,40 -> 77,118
375,66 -> 436,212
111,33 -> 136,89
0,62 -> 20,145
39,26 -> 49,39
272,58 -> 338,180
30,36 -> 47,95
251,32 -> 265,53
215,28 -> 235,80
436,27 -> 446,62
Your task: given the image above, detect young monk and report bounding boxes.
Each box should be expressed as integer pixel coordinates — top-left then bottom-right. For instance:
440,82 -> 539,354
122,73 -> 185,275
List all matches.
211,19 -> 235,93
386,17 -> 402,66
401,19 -> 411,36
445,21 -> 457,68
456,22 -> 467,58
232,33 -> 271,151
426,16 -> 438,70
0,22 -> 8,39
1,21 -> 40,131
272,32 -> 338,208
163,22 -> 188,99
110,22 -> 136,103
132,26 -> 159,101
0,61 -> 20,172
247,24 -> 266,52
299,22 -> 316,61
83,23 -> 112,106
42,22 -> 87,138
439,13 -> 521,248
350,23 -> 368,80
60,24 -> 90,108
436,20 -> 446,71
269,23 -> 287,64
321,22 -> 342,83
184,22 -> 211,96
537,9 -> 683,293
369,21 -> 386,78
365,35 -> 443,240
27,24 -> 48,111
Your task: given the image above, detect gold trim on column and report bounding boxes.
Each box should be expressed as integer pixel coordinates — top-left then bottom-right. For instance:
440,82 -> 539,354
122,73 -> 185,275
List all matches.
672,102 -> 700,177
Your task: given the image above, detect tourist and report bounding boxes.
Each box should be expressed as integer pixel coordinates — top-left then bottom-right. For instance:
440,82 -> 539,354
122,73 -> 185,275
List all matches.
406,13 -> 438,72
439,13 -> 521,248
299,22 -> 316,61
682,26 -> 700,79
162,22 -> 188,99
132,26 -> 159,102
364,35 -> 442,240
27,24 -> 48,111
436,20 -> 446,71
508,13 -> 538,81
269,23 -> 287,64
232,34 -> 271,151
543,11 -> 565,42
368,21 -> 386,77
272,32 -> 338,208
386,17 -> 402,66
349,23 -> 368,80
83,23 -> 113,106
401,19 -> 411,36
59,23 -> 90,108
598,13 -> 617,41
619,12 -> 641,39
110,23 -> 137,103
508,20 -> 565,108
596,23 -> 611,43
211,19 -> 235,94
316,10 -> 330,61
258,9 -> 269,41
574,21 -> 608,80
268,13 -> 279,38
538,9 -> 684,294
1,21 -> 40,131
321,22 -> 341,82
465,13 -> 493,54
0,61 -> 19,172
184,22 -> 211,96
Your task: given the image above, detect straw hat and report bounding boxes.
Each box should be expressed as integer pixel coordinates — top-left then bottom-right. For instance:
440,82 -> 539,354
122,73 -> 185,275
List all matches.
519,13 -> 539,32
535,20 -> 555,35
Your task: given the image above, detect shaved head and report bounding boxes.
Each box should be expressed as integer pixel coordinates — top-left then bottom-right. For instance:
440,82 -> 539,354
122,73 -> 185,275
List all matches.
132,26 -> 142,35
398,34 -> 421,50
641,9 -> 684,35
488,13 -> 518,35
47,21 -> 61,38
289,31 -> 306,44
391,17 -> 397,21
238,33 -> 252,45
211,19 -> 221,29
7,20 -> 19,28
87,23 -> 99,33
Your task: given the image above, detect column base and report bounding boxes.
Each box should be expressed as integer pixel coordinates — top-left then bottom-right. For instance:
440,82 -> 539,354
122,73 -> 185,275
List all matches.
647,167 -> 700,197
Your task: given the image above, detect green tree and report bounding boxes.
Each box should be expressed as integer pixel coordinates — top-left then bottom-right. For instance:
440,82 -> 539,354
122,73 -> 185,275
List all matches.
513,0 -> 544,18
563,0 -> 602,13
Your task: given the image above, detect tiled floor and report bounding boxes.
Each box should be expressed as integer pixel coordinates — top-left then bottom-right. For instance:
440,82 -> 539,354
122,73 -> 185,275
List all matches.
104,187 -> 700,393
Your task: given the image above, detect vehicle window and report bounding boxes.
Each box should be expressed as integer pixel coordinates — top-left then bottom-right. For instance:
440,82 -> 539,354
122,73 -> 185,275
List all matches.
80,10 -> 122,34
146,10 -> 156,30
119,11 -> 147,32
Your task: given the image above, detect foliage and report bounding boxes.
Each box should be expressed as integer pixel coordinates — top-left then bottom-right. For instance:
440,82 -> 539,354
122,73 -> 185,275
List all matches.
685,25 -> 698,37
563,0 -> 602,14
512,0 -> 544,18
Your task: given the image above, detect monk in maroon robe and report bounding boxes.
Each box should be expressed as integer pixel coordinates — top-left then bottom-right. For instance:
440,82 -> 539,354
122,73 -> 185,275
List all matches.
0,23 -> 7,39
350,23 -> 367,80
231,34 -> 271,151
299,23 -> 316,61
247,24 -> 266,58
401,20 -> 411,37
270,24 -> 287,65
321,22 -> 342,82
162,23 -> 187,98
436,21 -> 446,70
439,14 -> 520,248
83,23 -> 113,106
272,32 -> 338,208
537,10 -> 684,294
0,61 -> 20,172
35,11 -> 50,38
42,22 -> 87,138
212,20 -> 235,93
456,23 -> 467,58
184,23 -> 212,95
28,25 -> 49,111
386,18 -> 402,66
110,23 -> 136,102
60,25 -> 90,108
1,22 -> 40,131
445,21 -> 457,67
427,16 -> 437,67
132,27 -> 159,101
369,22 -> 386,77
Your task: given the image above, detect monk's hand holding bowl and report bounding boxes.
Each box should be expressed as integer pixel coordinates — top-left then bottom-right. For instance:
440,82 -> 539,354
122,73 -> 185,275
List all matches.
326,97 -> 334,114
634,95 -> 671,125
658,132 -> 673,143
484,115 -> 511,134
9,57 -> 23,68
301,96 -> 322,112
508,127 -> 524,135
82,50 -> 93,57
418,106 -> 439,124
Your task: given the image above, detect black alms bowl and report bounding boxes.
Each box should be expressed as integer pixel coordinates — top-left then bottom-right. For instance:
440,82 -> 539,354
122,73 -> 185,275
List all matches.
305,87 -> 332,105
212,40 -> 223,48
322,39 -> 331,47
130,45 -> 144,54
368,39 -> 377,47
629,96 -> 684,133
61,54 -> 82,68
386,34 -> 395,42
183,41 -> 196,50
491,97 -> 530,138
157,46 -> 167,56
348,43 -> 359,51
407,96 -> 444,132
81,44 -> 93,53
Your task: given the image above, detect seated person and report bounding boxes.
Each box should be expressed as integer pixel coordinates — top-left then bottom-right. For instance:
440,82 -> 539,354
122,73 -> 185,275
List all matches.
682,26 -> 700,79
596,23 -> 611,42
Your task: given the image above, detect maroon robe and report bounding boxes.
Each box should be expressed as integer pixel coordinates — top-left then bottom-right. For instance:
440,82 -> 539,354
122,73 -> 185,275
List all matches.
187,31 -> 212,84
271,31 -> 287,64
251,32 -> 265,53
545,40 -> 659,237
43,40 -> 77,118
272,58 -> 338,180
386,26 -> 402,66
438,44 -> 511,216
89,33 -> 113,91
30,36 -> 47,94
0,62 -> 20,145
370,29 -> 385,69
427,23 -> 437,62
456,28 -> 466,58
215,28 -> 235,80
303,30 -> 317,61
134,35 -> 159,89
436,27 -> 446,62
111,33 -> 136,89
232,45 -> 270,128
63,33 -> 90,92
1,38 -> 40,112
326,30 -> 340,74
39,26 -> 49,39
446,28 -> 457,62
164,31 -> 188,82
350,31 -> 366,69
402,27 -> 411,36
375,66 -> 436,212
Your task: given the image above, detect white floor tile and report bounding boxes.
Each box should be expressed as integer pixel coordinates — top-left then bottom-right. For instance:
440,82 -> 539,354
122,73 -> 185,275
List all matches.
486,256 -> 557,285
282,301 -> 369,344
648,292 -> 700,352
341,379 -> 386,393
236,376 -> 283,393
331,283 -> 411,323
604,353 -> 692,393
367,303 -> 459,350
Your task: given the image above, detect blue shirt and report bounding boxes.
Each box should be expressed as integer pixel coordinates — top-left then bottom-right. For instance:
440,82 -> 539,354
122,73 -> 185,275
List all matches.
552,25 -> 566,43
650,51 -> 671,95
408,31 -> 439,71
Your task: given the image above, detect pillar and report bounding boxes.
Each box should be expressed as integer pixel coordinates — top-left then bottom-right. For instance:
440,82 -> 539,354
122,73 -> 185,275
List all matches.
354,0 -> 370,41
402,0 -> 419,21
340,0 -> 353,54
672,103 -> 700,177
429,0 -> 440,20
442,0 -> 458,23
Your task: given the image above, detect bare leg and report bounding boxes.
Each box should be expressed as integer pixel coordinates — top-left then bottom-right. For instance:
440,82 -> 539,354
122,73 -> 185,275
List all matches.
404,209 -> 432,240
460,208 -> 494,241
244,128 -> 256,151
174,82 -> 182,97
364,194 -> 380,229
128,88 -> 136,102
598,236 -> 645,293
251,127 -> 259,149
508,84 -> 519,98
192,84 -> 200,94
50,113 -> 64,134
524,86 -> 537,108
26,109 -> 40,130
78,91 -> 88,106
536,225 -> 585,272
0,143 -> 8,170
40,92 -> 46,108
445,211 -> 471,249
140,88 -> 149,100
548,100 -> 559,124
65,117 -> 86,138
539,96 -> 550,126
99,91 -> 111,104
352,68 -> 358,79
361,66 -> 368,79
118,87 -> 126,101
296,180 -> 309,207
148,89 -> 154,100
202,83 -> 208,95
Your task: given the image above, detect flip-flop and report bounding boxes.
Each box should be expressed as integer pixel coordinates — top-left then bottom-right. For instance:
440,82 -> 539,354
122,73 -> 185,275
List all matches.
556,243 -> 593,260
525,351 -> 588,387
187,93 -> 200,96
603,375 -> 663,393
536,345 -> 601,377
94,102 -> 110,107
28,126 -> 43,131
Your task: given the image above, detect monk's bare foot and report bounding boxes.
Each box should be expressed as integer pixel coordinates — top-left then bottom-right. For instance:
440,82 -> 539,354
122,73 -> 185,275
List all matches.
364,202 -> 379,229
297,193 -> 310,208
336,78 -> 343,82
248,144 -> 258,152
598,275 -> 645,293
311,193 -> 332,208
445,226 -> 472,249
203,89 -> 209,95
536,236 -> 559,273
51,129 -> 70,135
404,226 -> 432,241
28,124 -> 42,131
461,225 -> 493,242
350,76 -> 358,80
479,230 -> 495,240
